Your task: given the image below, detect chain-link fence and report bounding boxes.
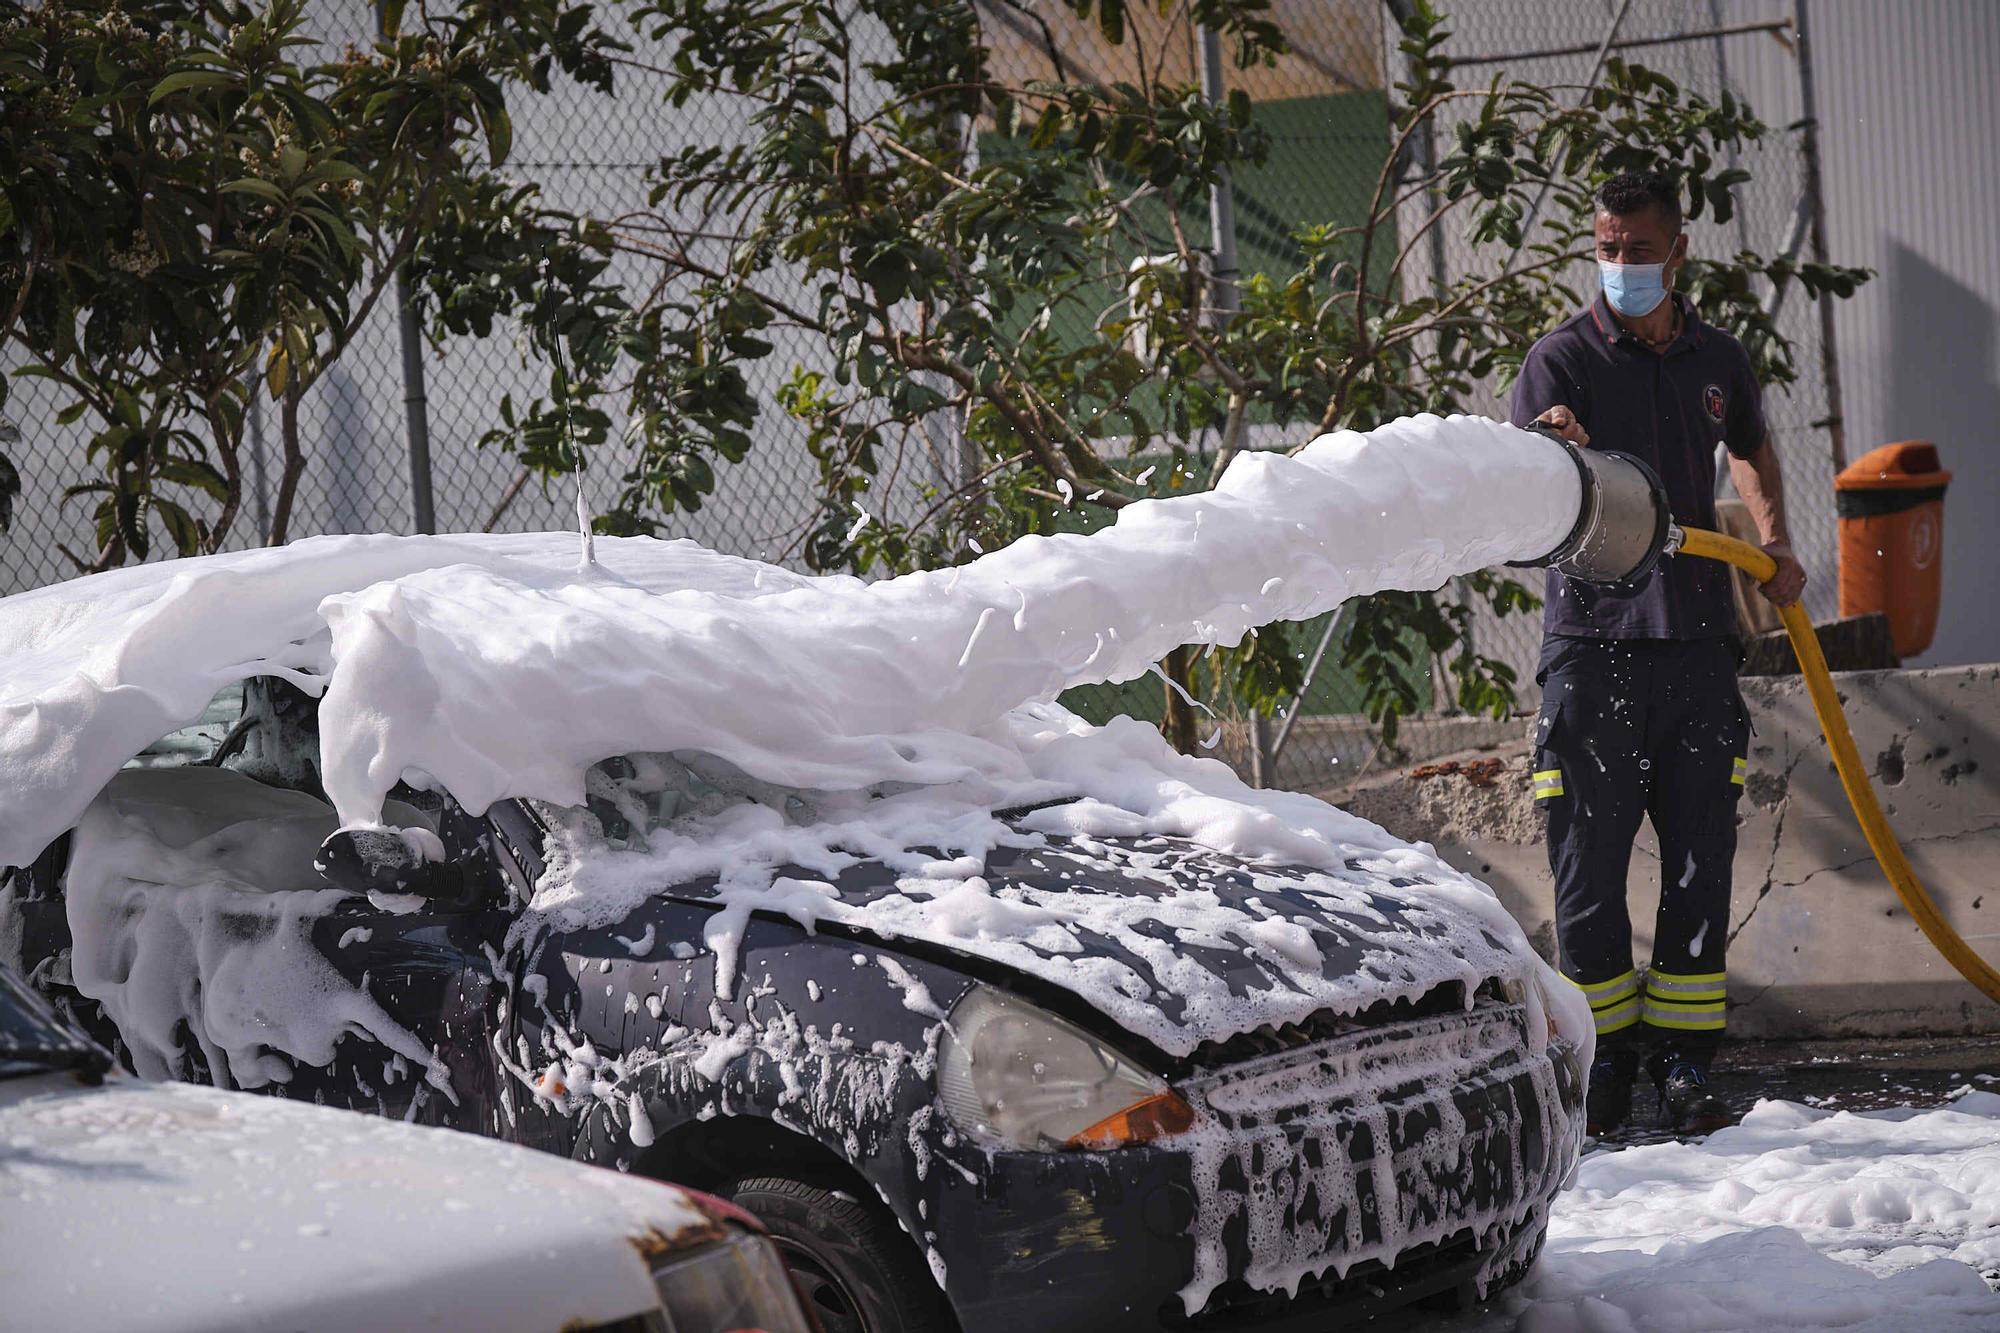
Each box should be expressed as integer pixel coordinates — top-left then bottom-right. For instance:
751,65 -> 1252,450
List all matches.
0,1 -> 926,591
981,1 -> 1844,799
1391,0 -> 1843,707
1,0 -> 1842,802
1261,0 -> 1846,803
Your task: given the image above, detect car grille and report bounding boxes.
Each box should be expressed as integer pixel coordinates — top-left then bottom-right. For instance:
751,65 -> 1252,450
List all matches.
1164,988 -> 1567,1333
1181,978 -> 1502,1073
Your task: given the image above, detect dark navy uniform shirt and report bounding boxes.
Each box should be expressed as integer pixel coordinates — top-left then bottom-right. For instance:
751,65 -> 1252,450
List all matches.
1510,292 -> 1768,641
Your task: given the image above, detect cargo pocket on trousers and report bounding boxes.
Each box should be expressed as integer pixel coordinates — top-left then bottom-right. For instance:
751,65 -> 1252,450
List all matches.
1532,701 -> 1567,809
1726,691 -> 1752,805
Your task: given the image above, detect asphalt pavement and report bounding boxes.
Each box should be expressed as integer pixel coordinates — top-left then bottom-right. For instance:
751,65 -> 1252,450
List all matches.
1590,1033 -> 2000,1148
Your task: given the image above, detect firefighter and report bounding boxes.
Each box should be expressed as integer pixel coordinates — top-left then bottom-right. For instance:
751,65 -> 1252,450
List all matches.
1510,170 -> 1807,1135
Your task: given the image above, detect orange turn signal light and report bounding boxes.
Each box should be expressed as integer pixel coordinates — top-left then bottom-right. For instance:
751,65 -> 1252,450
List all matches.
1065,1090 -> 1196,1150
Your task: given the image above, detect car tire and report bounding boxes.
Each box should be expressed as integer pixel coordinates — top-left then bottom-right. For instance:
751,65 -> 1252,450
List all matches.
724,1174 -> 956,1333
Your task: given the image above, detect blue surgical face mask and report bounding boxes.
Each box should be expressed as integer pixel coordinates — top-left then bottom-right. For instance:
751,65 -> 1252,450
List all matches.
1599,260 -> 1670,317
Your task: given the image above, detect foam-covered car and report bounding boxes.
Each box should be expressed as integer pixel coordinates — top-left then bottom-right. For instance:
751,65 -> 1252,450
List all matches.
2,425 -> 1594,1333
0,960 -> 812,1333
9,679 -> 1583,1333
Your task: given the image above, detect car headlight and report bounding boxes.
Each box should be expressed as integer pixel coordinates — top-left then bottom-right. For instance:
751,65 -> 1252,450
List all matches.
937,986 -> 1193,1151
647,1229 -> 814,1333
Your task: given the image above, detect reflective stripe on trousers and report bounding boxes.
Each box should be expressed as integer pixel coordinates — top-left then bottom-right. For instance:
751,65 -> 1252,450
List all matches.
1575,969 -> 1641,1035
1643,968 -> 1727,1031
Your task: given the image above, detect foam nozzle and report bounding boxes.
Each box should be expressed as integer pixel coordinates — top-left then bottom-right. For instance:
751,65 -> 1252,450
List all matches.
1512,425 -> 1672,585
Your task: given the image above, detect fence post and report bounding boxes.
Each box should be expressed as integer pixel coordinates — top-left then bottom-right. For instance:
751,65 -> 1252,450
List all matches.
1793,0 -> 1850,473
376,0 -> 435,535
1200,24 -> 1264,786
1199,28 -> 1241,320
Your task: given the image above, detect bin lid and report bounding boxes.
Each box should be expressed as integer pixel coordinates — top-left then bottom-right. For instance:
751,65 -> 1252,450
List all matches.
1836,440 -> 1952,491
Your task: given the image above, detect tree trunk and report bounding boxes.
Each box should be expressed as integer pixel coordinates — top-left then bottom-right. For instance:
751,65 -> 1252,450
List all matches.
204,397 -> 243,554
1209,390 -> 1247,486
268,383 -> 305,546
1160,644 -> 1201,754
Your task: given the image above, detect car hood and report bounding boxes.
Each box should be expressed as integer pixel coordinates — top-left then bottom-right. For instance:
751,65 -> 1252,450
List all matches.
655,819 -> 1537,1062
0,1073 -> 725,1333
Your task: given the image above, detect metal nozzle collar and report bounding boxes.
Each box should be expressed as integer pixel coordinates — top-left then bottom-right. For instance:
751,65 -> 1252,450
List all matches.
1510,424 -> 1674,586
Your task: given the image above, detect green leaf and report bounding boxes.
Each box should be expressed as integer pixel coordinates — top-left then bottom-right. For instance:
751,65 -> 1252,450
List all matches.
220,178 -> 290,206
94,496 -> 118,556
1028,104 -> 1064,151
117,492 -> 147,561
155,497 -> 202,555
482,104 -> 514,166
148,69 -> 237,104
155,457 -> 232,502
266,345 -> 289,399
1095,0 -> 1126,45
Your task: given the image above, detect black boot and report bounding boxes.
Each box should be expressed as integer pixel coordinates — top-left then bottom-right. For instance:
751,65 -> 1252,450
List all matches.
1654,1056 -> 1734,1134
1585,1044 -> 1640,1137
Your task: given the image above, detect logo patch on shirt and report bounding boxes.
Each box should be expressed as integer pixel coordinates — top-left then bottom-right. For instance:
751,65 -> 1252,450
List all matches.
1703,384 -> 1726,423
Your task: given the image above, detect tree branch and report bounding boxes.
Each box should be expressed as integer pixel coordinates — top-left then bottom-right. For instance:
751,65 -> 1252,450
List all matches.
1375,248 -> 1585,352
905,447 -> 1026,534
1385,190 -> 1466,285
200,384 -> 244,554
483,464 -> 535,531
1156,183 -> 1251,393
609,232 -> 825,330
853,121 -> 983,193
329,168 -> 445,362
1208,389 -> 1246,485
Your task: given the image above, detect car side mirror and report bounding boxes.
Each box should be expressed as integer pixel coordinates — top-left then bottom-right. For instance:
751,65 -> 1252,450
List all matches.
315,826 -> 462,905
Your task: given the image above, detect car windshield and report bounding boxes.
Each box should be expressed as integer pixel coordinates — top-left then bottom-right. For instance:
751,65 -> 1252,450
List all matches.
125,682 -> 246,768
117,677 -> 438,823
558,751 -> 830,850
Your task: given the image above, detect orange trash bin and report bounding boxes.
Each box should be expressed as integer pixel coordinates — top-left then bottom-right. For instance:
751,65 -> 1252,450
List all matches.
1836,440 -> 1950,657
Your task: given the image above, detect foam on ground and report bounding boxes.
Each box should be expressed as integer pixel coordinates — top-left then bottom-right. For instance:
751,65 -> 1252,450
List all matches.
1417,1091 -> 2000,1331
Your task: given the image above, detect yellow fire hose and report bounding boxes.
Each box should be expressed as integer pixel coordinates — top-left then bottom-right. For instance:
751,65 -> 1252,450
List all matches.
1676,525 -> 2000,1003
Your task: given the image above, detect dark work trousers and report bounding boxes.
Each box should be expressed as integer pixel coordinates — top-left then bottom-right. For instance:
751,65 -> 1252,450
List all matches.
1533,636 -> 1749,1071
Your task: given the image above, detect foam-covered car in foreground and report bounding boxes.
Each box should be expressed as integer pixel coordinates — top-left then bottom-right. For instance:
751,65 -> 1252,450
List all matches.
0,961 -> 813,1333
9,717 -> 1583,1332
2,419 -> 1597,1332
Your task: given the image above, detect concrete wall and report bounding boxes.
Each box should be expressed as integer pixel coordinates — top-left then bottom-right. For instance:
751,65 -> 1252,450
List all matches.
1339,664 -> 2000,1039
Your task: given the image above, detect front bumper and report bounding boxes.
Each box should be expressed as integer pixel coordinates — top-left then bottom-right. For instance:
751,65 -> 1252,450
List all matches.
929,1004 -> 1583,1333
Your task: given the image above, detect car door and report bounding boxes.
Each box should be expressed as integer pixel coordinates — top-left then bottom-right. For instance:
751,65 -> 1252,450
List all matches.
294,802 -> 522,1132
0,677 -> 523,1135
